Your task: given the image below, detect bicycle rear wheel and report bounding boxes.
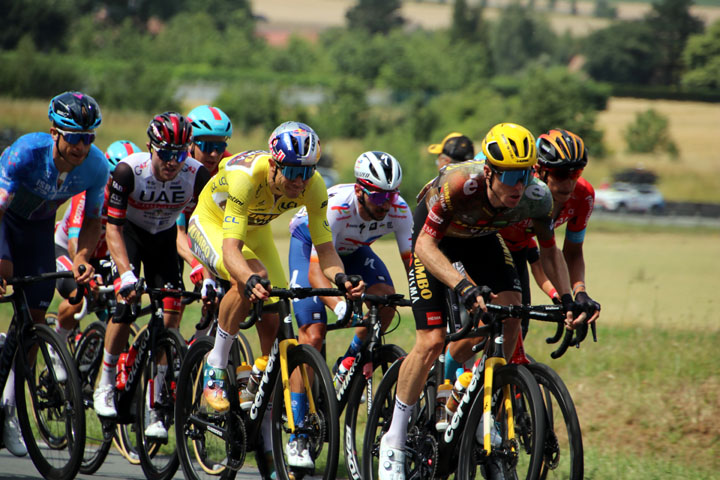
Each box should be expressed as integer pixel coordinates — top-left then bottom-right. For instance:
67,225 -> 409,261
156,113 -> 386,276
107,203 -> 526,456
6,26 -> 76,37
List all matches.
135,328 -> 186,480
457,364 -> 546,480
525,361 -> 583,480
73,320 -> 113,474
343,344 -> 405,480
15,324 -> 85,480
271,344 -> 339,480
111,323 -> 143,465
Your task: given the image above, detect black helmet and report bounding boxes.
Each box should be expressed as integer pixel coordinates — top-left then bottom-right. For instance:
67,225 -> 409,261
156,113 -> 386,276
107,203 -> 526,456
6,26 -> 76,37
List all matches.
48,91 -> 102,130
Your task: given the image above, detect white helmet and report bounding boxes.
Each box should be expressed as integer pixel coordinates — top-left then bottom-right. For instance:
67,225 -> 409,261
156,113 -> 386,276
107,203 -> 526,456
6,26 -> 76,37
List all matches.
354,151 -> 402,191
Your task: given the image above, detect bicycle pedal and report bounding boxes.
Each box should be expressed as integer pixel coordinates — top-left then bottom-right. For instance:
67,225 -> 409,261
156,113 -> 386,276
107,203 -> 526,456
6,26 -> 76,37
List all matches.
222,457 -> 243,471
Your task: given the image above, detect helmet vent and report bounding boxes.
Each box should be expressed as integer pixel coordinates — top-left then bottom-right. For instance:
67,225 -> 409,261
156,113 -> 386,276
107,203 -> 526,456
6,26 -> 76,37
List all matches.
487,142 -> 503,161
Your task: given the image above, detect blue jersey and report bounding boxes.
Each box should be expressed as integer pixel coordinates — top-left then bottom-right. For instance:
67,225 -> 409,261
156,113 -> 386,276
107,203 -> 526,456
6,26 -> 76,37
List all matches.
0,132 -> 109,220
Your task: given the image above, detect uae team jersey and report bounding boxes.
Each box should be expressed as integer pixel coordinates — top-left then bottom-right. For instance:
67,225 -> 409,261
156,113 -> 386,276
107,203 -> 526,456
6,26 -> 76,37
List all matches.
106,152 -> 209,234
0,132 -> 108,220
193,150 -> 332,245
289,183 -> 413,256
500,177 -> 596,250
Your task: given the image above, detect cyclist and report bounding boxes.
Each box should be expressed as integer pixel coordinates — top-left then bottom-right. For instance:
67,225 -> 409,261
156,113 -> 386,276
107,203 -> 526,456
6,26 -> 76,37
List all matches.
53,140 -> 143,342
428,132 -> 475,170
0,91 -> 107,457
177,105 -> 234,304
287,151 -> 412,376
93,112 -> 211,441
378,123 -> 583,480
187,121 -> 364,470
500,129 -> 601,339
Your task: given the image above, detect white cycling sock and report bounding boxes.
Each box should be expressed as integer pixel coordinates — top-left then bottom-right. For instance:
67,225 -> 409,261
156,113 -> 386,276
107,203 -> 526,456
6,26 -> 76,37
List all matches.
2,368 -> 16,406
207,326 -> 233,369
383,398 -> 414,449
99,350 -> 119,388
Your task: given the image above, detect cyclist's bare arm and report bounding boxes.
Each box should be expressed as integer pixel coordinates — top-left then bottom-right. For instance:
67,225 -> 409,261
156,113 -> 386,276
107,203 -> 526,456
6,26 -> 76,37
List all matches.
316,240 -> 364,299
307,259 -> 342,310
563,239 -> 600,322
528,256 -> 558,300
74,215 -> 101,282
106,222 -> 137,302
176,223 -> 196,266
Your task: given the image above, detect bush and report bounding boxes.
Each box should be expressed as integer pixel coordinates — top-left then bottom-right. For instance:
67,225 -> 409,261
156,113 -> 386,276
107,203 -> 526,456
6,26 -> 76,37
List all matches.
623,109 -> 678,156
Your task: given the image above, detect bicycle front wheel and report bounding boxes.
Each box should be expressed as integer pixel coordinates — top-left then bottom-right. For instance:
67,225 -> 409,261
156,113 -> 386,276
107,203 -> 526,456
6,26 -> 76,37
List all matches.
271,344 -> 339,480
457,363 -> 546,480
15,324 -> 85,480
344,344 -> 405,480
526,361 -> 583,480
73,320 -> 113,474
135,327 -> 186,480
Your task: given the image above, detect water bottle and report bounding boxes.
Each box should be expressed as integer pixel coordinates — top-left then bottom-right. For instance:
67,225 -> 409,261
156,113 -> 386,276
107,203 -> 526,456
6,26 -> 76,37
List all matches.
245,356 -> 268,397
435,380 -> 453,432
446,371 -> 473,415
116,353 -> 128,390
235,362 -> 252,389
333,356 -> 355,391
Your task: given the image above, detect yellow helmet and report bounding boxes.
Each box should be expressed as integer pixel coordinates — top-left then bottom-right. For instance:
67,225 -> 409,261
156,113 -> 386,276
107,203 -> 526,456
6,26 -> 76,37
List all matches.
481,123 -> 537,169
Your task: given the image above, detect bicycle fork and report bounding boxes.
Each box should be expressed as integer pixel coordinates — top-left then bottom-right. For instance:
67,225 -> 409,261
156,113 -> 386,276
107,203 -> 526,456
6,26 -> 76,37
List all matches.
482,356 -> 515,454
279,338 -> 317,435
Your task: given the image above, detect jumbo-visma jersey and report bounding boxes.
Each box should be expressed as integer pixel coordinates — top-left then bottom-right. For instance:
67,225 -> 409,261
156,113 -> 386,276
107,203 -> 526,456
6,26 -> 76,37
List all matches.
194,150 -> 332,244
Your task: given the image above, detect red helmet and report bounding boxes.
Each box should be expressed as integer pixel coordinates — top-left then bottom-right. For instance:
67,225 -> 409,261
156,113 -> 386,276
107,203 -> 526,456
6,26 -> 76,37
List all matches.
147,112 -> 193,149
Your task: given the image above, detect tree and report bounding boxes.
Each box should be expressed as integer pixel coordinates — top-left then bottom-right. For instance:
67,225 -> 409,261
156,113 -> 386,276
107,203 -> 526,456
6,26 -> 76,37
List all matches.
489,4 -> 557,75
593,0 -> 617,19
0,0 -> 75,51
346,0 -> 404,35
682,19 -> 720,90
623,109 -> 678,155
451,0 -> 485,43
644,0 -> 704,86
582,21 -> 661,84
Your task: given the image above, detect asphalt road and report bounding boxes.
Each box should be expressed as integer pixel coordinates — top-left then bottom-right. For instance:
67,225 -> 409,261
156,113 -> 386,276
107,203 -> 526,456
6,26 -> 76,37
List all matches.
0,449 -> 264,480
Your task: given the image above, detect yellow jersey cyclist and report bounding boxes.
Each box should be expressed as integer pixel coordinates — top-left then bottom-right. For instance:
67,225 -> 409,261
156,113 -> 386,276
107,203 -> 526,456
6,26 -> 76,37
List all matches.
187,121 -> 364,469
378,123 -> 585,480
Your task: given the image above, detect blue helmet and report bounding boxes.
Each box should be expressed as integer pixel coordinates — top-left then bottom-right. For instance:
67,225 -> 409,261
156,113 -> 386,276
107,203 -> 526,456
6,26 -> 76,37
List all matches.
105,140 -> 142,171
48,91 -> 102,131
187,105 -> 233,138
268,121 -> 320,166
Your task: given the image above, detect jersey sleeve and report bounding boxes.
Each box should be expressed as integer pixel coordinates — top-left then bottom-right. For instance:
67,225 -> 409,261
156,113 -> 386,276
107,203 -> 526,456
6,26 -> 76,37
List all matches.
393,196 -> 413,260
422,171 -> 473,240
106,163 -> 134,226
221,167 -> 253,241
67,193 -> 86,239
565,180 -> 595,243
305,175 -> 333,246
0,140 -> 28,207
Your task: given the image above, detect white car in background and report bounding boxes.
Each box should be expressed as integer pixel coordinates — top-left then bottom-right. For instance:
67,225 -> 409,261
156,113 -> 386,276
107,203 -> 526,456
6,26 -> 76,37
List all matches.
595,182 -> 665,214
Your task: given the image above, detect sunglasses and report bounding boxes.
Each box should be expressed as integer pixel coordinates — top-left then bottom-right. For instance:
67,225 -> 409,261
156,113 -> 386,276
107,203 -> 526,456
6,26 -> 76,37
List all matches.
493,167 -> 532,186
152,145 -> 189,163
545,167 -> 583,180
195,140 -> 227,154
361,186 -> 399,206
56,128 -> 95,145
279,163 -> 316,181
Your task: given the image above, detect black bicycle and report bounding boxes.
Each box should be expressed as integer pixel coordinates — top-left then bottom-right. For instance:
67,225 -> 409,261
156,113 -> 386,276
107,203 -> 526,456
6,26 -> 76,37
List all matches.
175,285 -> 347,480
0,269 -> 85,480
363,292 -> 560,480
337,292 -> 409,480
93,278 -> 196,480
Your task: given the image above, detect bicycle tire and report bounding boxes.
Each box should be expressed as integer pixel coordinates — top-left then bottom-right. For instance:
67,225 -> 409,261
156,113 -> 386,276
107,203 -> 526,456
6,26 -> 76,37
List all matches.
15,323 -> 86,480
525,362 -> 584,480
361,357 -> 441,480
111,322 -> 143,465
271,344 -> 340,480
135,327 -> 186,480
457,363 -> 546,480
73,320 -> 113,474
343,344 -> 406,480
175,336 -> 238,480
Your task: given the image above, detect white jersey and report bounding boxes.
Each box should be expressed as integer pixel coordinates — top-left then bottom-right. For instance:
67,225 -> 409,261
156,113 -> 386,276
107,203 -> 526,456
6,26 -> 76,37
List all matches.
107,152 -> 206,234
289,183 -> 413,255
